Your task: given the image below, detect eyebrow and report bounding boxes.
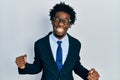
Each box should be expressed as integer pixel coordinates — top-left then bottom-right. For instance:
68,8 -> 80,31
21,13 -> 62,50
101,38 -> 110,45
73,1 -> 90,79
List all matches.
54,16 -> 70,20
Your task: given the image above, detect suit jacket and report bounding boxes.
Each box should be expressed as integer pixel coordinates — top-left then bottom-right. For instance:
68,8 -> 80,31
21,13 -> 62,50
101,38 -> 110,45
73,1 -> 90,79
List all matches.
18,32 -> 89,80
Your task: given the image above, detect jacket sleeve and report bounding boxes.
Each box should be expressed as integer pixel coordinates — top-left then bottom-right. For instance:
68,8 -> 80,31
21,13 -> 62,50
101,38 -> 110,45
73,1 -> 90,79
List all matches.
73,40 -> 89,80
73,57 -> 89,80
18,42 -> 43,74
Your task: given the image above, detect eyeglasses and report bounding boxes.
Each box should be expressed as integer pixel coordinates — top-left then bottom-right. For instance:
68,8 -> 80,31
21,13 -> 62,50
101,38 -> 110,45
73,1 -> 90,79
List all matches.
53,17 -> 71,25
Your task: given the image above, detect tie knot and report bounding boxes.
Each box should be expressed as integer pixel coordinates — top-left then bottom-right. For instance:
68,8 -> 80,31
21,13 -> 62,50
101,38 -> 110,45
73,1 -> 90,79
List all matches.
57,41 -> 62,46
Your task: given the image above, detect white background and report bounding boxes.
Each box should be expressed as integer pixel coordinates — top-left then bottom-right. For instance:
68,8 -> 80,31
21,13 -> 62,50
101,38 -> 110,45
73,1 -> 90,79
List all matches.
0,0 -> 120,80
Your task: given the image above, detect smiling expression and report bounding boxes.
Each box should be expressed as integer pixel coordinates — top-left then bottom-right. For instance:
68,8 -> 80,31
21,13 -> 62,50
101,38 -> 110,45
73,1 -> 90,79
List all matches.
52,11 -> 71,39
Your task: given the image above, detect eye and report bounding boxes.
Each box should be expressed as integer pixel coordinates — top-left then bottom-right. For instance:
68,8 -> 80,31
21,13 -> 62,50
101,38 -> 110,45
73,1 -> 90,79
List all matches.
54,18 -> 60,22
53,17 -> 70,25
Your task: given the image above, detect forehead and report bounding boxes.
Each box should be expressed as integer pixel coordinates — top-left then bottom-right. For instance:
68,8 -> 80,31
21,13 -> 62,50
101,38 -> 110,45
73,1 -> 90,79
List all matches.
55,11 -> 70,19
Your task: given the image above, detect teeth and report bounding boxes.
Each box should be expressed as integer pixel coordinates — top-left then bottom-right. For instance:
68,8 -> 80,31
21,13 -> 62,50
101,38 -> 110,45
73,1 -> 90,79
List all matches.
57,28 -> 64,33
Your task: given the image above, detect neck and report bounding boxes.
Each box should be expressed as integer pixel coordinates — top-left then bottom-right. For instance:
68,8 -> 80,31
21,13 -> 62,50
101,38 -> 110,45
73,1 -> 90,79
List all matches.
53,32 -> 66,40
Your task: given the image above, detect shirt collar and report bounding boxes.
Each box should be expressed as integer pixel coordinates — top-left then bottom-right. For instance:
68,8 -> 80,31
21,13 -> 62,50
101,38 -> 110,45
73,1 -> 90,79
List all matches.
50,33 -> 68,44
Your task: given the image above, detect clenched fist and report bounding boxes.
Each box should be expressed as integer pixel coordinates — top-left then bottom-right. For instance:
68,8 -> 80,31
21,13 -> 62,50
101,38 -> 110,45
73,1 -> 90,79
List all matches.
87,68 -> 100,80
15,54 -> 27,69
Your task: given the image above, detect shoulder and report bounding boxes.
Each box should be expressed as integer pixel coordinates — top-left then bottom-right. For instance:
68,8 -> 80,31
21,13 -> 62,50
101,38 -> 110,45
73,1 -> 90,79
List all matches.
35,32 -> 52,46
67,34 -> 81,47
68,34 -> 81,44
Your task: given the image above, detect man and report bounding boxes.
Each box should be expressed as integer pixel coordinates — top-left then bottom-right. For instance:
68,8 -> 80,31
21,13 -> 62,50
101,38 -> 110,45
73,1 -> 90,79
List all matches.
16,2 -> 99,80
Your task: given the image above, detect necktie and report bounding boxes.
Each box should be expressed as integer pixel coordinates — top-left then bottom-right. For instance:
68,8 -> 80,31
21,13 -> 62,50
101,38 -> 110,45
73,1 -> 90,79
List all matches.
56,41 -> 62,71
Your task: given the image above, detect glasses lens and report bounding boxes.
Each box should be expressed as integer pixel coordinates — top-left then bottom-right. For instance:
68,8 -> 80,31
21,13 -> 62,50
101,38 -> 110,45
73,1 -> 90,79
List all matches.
54,17 -> 70,25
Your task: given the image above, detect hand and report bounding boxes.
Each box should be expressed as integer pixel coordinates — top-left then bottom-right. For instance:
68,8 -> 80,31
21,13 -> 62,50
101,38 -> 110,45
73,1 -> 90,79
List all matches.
15,54 -> 27,69
87,68 -> 100,80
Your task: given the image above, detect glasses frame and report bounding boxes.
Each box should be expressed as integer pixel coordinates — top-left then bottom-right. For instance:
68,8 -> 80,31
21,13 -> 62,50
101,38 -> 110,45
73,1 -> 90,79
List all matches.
53,17 -> 71,25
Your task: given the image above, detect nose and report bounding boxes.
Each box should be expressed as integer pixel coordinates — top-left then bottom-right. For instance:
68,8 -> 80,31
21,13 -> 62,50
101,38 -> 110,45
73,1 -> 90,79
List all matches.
58,21 -> 64,27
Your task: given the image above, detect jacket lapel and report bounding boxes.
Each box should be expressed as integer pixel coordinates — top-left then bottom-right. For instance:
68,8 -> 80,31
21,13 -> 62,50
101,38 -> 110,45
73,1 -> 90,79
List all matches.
45,32 -> 59,72
61,34 -> 75,72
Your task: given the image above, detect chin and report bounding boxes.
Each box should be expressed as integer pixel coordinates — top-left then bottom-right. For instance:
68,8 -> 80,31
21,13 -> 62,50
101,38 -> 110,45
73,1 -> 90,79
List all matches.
57,33 -> 64,37
55,33 -> 65,39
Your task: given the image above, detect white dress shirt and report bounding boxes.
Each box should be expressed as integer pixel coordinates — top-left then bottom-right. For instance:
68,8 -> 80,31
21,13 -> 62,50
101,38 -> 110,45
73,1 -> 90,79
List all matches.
49,33 -> 69,65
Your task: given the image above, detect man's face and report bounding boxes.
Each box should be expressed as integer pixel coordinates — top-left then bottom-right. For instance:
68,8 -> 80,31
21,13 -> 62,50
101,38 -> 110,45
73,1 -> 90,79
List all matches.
52,11 -> 71,39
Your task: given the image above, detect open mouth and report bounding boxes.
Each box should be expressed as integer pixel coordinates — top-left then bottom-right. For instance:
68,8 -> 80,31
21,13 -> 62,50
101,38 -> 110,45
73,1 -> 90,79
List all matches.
56,27 -> 64,33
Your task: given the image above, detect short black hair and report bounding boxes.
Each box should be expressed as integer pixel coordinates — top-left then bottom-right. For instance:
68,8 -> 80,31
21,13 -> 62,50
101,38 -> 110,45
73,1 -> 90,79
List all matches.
49,2 -> 76,25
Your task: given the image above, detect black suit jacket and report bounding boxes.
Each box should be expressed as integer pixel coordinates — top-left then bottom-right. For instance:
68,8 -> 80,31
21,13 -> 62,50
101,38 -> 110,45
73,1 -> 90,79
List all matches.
18,32 -> 89,80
